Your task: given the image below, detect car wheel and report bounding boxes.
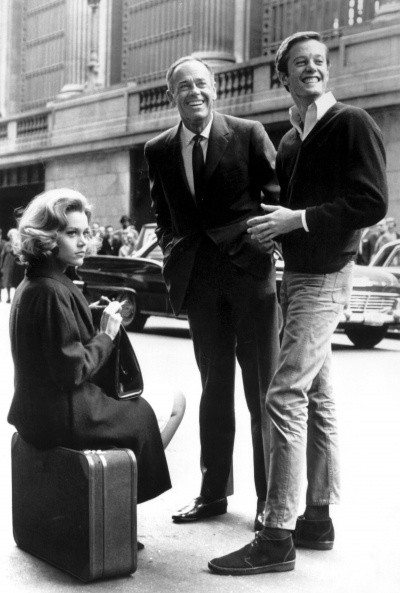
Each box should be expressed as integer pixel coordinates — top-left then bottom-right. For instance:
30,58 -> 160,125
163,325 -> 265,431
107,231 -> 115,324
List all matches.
119,292 -> 148,332
345,326 -> 387,349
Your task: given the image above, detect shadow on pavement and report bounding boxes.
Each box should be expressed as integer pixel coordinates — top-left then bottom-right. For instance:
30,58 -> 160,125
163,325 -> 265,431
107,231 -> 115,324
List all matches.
142,326 -> 191,339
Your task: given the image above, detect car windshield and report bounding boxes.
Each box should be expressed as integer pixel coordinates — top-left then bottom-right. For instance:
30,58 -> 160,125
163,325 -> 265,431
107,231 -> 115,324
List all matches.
387,248 -> 400,266
371,241 -> 400,267
144,242 -> 163,262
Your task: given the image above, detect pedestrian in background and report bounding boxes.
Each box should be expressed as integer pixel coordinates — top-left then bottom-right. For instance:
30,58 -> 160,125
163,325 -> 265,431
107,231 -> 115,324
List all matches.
374,216 -> 399,254
209,30 -> 387,576
145,56 -> 280,530
387,216 -> 399,239
357,224 -> 379,264
119,229 -> 137,257
98,224 -> 121,255
0,228 -> 5,258
84,221 -> 102,255
115,215 -> 139,246
0,228 -> 6,301
119,214 -> 132,233
0,228 -> 24,303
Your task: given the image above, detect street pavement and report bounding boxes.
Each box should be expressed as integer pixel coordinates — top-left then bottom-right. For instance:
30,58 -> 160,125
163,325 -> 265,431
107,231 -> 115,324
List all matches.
0,301 -> 399,593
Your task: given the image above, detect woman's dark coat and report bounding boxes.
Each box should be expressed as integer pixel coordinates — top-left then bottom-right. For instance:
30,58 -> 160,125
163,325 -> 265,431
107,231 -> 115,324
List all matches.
7,262 -> 171,503
1,242 -> 24,289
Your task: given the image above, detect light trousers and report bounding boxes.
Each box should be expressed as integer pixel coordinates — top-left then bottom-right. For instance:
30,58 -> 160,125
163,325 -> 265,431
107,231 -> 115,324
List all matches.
264,262 -> 353,529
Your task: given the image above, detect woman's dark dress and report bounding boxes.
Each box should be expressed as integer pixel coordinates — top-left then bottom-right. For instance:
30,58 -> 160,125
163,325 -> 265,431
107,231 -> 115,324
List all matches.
7,262 -> 171,503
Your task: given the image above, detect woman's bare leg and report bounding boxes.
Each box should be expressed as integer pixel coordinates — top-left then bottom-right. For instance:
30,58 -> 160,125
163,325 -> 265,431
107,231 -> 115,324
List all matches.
161,390 -> 186,449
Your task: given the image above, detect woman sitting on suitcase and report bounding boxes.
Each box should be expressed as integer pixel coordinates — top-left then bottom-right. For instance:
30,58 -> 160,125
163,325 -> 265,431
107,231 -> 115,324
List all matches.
7,188 -> 185,509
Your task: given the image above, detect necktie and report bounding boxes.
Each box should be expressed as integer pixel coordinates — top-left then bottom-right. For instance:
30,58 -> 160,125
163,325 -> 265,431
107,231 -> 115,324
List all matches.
192,134 -> 204,204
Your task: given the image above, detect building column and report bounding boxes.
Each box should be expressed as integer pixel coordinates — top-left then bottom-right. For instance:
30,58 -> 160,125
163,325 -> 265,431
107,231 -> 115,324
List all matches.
192,0 -> 236,66
57,0 -> 90,100
374,0 -> 400,22
87,0 -> 102,90
0,0 -> 11,116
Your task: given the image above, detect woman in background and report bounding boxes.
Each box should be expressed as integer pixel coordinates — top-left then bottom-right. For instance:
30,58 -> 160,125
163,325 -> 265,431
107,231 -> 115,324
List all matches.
0,228 -> 24,302
119,228 -> 137,257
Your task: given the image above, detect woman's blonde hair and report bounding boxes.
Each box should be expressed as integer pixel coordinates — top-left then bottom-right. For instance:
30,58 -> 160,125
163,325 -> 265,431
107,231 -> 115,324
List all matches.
16,188 -> 92,265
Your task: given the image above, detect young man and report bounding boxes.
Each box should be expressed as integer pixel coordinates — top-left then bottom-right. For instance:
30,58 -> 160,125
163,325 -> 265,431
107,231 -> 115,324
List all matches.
208,31 -> 388,576
145,57 -> 280,529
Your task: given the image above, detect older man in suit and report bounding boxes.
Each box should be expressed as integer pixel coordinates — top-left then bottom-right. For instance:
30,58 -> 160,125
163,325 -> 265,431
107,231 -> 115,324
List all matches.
144,56 -> 280,528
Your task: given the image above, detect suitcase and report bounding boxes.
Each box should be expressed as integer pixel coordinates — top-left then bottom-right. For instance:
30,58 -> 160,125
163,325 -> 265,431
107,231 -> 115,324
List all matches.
11,433 -> 137,582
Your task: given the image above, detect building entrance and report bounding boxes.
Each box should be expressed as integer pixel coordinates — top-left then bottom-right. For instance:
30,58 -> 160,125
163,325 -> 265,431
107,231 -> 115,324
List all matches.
0,164 -> 45,233
130,147 -> 153,230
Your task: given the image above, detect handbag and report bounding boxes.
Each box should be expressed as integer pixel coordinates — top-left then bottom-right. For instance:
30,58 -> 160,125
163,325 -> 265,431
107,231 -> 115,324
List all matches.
91,305 -> 144,400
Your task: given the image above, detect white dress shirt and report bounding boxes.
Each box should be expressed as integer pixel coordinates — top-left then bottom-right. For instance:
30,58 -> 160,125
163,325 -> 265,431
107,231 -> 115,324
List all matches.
288,92 -> 337,231
180,116 -> 213,197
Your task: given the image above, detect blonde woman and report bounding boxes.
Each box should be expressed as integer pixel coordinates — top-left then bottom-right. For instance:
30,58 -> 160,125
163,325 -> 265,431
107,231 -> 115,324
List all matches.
8,188 -> 184,509
119,229 -> 137,257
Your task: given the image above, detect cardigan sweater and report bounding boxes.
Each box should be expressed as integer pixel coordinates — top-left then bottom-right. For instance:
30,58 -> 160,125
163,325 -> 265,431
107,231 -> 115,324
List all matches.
276,102 -> 388,274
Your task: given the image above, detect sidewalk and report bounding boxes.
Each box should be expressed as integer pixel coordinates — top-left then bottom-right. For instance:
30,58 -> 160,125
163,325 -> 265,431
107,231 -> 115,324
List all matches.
0,303 -> 399,593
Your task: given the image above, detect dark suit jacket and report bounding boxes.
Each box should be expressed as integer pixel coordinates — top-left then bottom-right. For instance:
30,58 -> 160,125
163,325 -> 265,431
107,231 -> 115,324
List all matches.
98,236 -> 121,256
145,111 -> 277,314
8,262 -> 170,503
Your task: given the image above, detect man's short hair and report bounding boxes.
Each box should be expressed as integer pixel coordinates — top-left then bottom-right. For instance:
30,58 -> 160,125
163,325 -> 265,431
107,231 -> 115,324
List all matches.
275,31 -> 329,78
166,56 -> 215,92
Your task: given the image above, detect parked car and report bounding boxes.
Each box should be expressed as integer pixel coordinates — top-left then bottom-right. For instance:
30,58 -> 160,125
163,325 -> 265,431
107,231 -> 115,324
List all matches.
78,224 -> 400,348
369,239 -> 400,281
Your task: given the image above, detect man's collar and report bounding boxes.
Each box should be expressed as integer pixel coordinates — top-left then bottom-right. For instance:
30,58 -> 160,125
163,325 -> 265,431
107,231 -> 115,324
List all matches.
312,91 -> 336,120
289,92 -> 336,134
289,105 -> 303,133
181,115 -> 214,146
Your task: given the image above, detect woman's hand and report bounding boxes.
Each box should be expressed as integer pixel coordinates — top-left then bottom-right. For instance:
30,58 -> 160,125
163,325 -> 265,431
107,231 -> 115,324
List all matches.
89,295 -> 111,308
100,301 -> 123,340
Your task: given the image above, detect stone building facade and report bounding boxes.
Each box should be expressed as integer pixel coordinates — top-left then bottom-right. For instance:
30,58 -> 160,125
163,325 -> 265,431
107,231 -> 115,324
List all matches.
0,0 -> 399,231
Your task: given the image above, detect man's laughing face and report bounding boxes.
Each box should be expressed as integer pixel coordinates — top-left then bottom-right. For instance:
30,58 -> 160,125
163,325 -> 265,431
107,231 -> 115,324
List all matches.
168,60 -> 217,132
280,39 -> 329,106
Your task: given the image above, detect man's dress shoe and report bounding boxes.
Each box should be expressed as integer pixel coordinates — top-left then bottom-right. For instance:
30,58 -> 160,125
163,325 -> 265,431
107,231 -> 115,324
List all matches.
172,496 -> 227,523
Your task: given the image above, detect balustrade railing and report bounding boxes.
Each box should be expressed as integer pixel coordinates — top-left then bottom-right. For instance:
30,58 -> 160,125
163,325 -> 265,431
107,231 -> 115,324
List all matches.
217,67 -> 254,100
139,87 -> 170,113
139,65 -> 255,113
16,113 -> 49,138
